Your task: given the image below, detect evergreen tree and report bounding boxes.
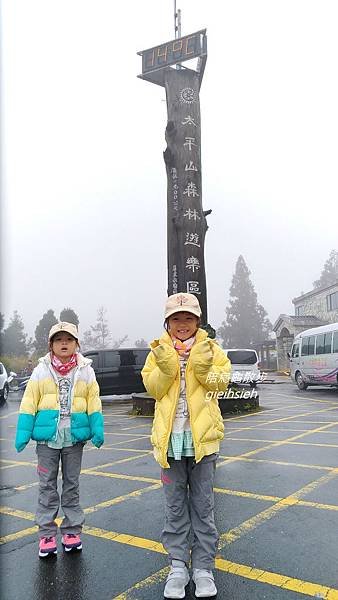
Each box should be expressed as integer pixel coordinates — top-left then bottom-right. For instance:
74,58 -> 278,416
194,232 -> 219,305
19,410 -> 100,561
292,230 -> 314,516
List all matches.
218,255 -> 272,348
1,311 -> 29,357
34,309 -> 58,355
81,308 -> 128,351
313,250 -> 338,289
82,307 -> 112,350
81,329 -> 96,351
90,306 -> 111,349
59,307 -> 79,326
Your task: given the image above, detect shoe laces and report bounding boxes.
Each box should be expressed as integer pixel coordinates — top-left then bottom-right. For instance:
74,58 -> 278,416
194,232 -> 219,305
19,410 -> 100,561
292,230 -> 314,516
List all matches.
43,537 -> 55,543
66,534 -> 77,539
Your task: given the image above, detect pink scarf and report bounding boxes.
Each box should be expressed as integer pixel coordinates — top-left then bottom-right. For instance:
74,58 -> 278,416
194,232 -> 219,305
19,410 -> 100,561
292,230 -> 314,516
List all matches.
171,336 -> 196,358
51,353 -> 77,376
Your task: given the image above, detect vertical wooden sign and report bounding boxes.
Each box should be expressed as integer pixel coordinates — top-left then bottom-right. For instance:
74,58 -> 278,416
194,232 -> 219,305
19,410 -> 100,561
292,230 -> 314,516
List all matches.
138,30 -> 210,326
164,68 -> 208,324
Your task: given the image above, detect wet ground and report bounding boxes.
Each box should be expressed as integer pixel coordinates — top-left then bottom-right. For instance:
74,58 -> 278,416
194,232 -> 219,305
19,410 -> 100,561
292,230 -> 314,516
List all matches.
1,382 -> 338,599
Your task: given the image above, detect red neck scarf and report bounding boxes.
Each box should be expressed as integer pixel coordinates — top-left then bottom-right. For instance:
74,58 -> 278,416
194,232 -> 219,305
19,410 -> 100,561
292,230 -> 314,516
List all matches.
51,353 -> 77,376
171,335 -> 196,358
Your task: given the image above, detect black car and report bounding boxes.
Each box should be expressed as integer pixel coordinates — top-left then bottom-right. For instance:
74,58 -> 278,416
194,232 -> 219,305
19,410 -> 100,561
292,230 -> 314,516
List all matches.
83,348 -> 149,396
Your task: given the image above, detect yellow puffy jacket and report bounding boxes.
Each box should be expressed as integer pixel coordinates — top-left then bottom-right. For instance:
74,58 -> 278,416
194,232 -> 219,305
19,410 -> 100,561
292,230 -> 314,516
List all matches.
141,328 -> 231,468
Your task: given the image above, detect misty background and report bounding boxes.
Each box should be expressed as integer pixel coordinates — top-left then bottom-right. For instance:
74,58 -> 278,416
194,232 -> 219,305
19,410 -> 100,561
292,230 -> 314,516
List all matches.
1,0 -> 338,345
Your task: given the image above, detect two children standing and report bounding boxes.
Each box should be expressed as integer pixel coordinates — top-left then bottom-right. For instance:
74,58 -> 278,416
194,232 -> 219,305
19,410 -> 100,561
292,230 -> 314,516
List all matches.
15,292 -> 230,599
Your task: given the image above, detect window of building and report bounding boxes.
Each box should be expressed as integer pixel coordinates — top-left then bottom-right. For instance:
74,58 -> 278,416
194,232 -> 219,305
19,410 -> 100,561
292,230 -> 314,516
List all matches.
327,292 -> 338,311
295,305 -> 304,316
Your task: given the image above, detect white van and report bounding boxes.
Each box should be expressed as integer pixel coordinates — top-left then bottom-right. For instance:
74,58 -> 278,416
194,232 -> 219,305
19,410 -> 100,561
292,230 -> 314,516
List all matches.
289,322 -> 338,390
224,349 -> 260,387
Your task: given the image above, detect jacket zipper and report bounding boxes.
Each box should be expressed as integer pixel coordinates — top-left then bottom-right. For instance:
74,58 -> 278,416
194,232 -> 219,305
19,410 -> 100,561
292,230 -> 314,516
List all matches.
185,354 -> 198,457
47,361 -> 81,441
165,354 -> 181,461
47,363 -> 61,441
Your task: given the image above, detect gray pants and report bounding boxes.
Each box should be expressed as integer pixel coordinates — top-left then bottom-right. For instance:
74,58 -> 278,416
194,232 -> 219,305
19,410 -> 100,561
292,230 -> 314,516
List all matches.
161,454 -> 219,570
35,443 -> 85,537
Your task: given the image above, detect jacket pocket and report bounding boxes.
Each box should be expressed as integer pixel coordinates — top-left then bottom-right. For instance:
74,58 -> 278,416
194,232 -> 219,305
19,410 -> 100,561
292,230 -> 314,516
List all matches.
71,412 -> 90,442
32,409 -> 58,441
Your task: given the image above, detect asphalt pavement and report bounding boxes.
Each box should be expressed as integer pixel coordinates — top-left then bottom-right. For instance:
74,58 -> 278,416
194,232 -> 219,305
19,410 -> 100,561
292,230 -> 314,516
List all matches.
1,381 -> 338,600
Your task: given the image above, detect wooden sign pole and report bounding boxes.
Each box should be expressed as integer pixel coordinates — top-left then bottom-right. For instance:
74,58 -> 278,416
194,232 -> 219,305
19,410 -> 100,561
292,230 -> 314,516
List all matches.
138,29 -> 213,331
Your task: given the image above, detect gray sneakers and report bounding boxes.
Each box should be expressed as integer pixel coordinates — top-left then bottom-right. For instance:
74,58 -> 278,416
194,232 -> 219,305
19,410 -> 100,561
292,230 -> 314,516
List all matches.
164,560 -> 190,599
192,569 -> 217,598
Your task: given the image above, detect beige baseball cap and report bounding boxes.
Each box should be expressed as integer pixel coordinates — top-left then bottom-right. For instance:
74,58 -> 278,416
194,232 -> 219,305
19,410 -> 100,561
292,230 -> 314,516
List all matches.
48,322 -> 79,341
164,293 -> 202,319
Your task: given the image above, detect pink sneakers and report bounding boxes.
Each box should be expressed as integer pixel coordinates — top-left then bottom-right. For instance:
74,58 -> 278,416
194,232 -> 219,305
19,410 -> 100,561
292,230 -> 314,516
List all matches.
39,536 -> 57,558
62,533 -> 82,552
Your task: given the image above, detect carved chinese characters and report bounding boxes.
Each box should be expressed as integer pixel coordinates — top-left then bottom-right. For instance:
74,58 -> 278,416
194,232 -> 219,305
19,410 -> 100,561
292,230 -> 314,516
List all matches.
164,69 -> 209,323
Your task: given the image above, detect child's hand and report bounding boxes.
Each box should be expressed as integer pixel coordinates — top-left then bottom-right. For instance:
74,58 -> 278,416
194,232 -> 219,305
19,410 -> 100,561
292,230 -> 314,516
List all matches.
152,344 -> 177,376
196,340 -> 213,365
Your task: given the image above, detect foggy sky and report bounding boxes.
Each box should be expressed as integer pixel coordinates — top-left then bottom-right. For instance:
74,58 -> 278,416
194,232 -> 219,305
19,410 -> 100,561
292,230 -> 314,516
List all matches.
1,0 -> 338,345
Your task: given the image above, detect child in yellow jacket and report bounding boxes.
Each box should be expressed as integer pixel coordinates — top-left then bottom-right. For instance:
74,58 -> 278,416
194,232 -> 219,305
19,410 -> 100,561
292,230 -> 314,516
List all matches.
142,293 -> 231,599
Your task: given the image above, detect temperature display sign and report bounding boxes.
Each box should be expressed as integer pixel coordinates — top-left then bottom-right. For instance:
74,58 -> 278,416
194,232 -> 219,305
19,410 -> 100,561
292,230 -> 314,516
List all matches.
138,30 -> 206,75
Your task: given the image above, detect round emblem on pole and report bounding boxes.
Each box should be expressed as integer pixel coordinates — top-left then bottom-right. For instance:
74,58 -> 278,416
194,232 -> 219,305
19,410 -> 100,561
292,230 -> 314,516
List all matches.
179,87 -> 196,104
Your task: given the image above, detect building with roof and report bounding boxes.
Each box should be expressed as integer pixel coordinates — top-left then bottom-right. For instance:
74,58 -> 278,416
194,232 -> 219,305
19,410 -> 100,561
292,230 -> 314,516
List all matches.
273,281 -> 338,371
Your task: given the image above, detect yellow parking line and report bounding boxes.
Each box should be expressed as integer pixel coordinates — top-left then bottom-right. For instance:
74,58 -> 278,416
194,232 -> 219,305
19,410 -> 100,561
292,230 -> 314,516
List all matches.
215,485 -> 338,512
0,458 -> 36,470
119,423 -> 152,432
219,455 -> 333,471
83,525 -> 166,553
85,446 -> 150,454
218,420 -> 338,469
0,506 -> 35,520
219,468 -> 338,548
0,410 -> 19,419
84,453 -> 152,471
0,526 -> 38,544
82,470 -> 159,484
223,436 -> 338,449
2,508 -> 338,599
214,487 -> 281,503
84,483 -> 161,514
226,404 -> 338,427
8,472 -> 338,513
105,436 -> 150,446
103,432 -> 149,438
112,567 -> 169,600
14,481 -> 39,491
215,558 -> 338,599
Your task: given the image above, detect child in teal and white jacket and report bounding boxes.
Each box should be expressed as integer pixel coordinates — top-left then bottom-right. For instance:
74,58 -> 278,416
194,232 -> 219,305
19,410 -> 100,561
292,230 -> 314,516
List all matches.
15,321 -> 104,558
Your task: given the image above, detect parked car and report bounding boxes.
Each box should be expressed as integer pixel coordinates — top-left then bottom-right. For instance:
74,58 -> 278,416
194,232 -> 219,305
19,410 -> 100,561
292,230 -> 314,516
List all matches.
83,348 -> 149,396
224,349 -> 260,387
0,362 -> 10,404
